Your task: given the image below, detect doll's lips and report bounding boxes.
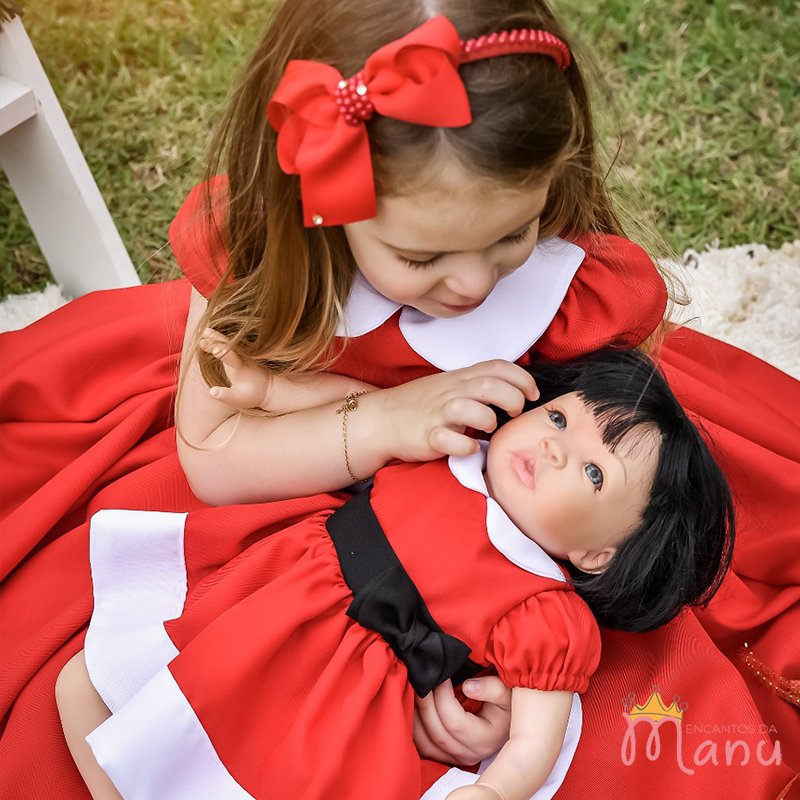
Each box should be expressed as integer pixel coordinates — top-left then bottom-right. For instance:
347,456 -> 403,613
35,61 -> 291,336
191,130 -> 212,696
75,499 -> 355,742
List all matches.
512,454 -> 537,489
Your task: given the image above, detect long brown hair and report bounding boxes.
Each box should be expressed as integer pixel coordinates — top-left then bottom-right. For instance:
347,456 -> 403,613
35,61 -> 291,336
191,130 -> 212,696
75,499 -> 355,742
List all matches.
193,0 -> 656,389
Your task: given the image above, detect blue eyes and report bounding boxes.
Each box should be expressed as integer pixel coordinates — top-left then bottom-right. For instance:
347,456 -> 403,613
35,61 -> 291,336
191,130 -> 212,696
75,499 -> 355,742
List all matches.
546,407 -> 604,491
548,410 -> 566,429
585,463 -> 604,488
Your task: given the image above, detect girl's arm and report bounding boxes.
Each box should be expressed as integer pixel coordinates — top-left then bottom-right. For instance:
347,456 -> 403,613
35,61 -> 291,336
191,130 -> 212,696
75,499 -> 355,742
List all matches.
177,288 -> 538,506
446,688 -> 573,800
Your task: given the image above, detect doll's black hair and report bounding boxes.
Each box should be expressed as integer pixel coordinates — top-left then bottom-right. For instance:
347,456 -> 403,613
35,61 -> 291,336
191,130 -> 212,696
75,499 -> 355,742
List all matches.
497,348 -> 735,633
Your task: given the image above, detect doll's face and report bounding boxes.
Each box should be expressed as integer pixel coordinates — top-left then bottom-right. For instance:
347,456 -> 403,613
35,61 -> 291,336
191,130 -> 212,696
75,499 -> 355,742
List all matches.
484,392 -> 660,574
343,166 -> 550,318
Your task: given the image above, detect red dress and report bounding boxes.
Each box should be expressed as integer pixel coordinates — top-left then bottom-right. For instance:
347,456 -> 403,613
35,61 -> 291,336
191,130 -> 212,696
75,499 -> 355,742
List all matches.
1,180 -> 798,799
80,454 -> 599,799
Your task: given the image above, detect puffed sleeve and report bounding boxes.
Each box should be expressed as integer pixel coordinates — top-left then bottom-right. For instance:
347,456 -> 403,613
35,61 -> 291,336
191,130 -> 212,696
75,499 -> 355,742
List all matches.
484,589 -> 601,693
533,233 -> 668,361
168,175 -> 230,299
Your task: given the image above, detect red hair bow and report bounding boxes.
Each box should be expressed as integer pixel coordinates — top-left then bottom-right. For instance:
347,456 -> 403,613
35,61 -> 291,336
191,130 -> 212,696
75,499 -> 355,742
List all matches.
267,16 -> 472,227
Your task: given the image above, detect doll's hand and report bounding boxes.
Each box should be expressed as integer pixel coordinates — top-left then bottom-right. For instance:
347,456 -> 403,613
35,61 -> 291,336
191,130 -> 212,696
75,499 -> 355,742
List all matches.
373,361 -> 538,462
413,678 -> 512,765
198,329 -> 271,410
199,329 -> 377,414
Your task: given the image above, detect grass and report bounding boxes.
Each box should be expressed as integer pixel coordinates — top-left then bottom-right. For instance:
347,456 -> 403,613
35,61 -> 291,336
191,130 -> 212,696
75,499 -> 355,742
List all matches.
555,0 -> 799,253
1,0 -> 798,297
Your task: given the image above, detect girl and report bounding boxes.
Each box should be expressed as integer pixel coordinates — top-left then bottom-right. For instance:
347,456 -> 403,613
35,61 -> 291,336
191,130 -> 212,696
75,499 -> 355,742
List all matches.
55,349 -> 735,800
1,2 -> 797,798
170,10 -> 658,506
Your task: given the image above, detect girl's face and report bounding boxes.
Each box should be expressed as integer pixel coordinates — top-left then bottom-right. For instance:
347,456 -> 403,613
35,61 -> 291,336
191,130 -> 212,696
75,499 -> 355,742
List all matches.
485,392 -> 660,574
343,171 -> 550,318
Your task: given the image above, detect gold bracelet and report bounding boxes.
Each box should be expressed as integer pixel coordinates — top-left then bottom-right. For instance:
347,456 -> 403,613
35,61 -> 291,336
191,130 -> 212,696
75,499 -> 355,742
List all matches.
336,391 -> 367,483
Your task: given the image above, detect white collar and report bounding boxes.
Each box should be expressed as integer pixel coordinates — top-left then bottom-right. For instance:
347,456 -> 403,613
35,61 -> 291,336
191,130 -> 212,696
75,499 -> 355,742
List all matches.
336,237 -> 585,371
448,443 -> 567,582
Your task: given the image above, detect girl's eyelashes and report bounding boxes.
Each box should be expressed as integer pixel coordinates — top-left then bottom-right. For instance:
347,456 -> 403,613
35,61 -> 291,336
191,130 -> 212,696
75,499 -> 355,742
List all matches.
397,223 -> 534,269
499,225 -> 533,245
398,255 -> 440,269
547,409 -> 566,429
585,463 -> 604,491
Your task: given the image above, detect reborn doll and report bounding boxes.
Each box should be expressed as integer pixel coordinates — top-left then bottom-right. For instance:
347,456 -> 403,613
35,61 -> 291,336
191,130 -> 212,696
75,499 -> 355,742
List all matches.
57,348 -> 733,800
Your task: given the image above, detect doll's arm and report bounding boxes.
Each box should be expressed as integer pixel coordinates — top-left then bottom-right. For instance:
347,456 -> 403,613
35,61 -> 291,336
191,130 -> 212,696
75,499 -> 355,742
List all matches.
446,688 -> 573,800
197,327 -> 376,414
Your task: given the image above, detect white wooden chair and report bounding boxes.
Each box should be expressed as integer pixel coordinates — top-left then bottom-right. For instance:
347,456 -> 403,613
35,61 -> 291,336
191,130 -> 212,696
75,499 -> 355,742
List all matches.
0,11 -> 140,298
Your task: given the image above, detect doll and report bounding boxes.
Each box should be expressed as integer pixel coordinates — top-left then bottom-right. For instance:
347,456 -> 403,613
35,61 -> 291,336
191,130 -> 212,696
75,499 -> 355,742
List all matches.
56,348 -> 734,800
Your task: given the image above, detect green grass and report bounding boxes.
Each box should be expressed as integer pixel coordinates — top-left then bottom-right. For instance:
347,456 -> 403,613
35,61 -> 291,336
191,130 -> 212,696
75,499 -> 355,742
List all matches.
1,0 -> 798,296
554,0 -> 800,251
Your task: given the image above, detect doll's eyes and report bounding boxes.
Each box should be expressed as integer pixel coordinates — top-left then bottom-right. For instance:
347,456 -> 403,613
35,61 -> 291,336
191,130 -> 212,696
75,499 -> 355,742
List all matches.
547,410 -> 566,429
585,463 -> 604,489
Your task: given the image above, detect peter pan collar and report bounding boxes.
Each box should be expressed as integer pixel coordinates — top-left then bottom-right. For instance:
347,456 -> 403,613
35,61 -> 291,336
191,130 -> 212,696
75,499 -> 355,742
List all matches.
448,443 -> 567,582
336,237 -> 585,371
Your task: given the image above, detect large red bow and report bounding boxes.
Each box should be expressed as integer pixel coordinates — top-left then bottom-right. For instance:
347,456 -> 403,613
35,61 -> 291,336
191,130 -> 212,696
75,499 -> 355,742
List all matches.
266,16 -> 472,227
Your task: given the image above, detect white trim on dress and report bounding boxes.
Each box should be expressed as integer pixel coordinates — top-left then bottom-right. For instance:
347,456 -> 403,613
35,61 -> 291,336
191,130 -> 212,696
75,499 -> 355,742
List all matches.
85,509 -> 187,713
87,667 -> 255,799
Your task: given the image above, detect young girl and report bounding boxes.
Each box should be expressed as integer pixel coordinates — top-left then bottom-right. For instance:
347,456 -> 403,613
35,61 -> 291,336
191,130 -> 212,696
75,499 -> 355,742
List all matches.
171,10 -> 663,506
55,348 -> 735,800
1,2 -> 798,798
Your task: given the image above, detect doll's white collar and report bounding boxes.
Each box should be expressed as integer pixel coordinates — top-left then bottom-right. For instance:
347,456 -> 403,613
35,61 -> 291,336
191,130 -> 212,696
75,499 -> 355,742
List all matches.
336,237 -> 585,371
448,443 -> 567,582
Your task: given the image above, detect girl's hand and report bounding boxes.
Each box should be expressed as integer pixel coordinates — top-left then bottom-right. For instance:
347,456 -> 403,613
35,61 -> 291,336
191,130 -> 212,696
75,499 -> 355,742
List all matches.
372,361 -> 538,463
413,677 -> 512,765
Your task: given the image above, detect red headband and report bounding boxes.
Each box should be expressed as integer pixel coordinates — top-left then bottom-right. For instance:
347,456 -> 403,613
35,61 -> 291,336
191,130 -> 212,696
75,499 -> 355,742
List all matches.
266,15 -> 571,227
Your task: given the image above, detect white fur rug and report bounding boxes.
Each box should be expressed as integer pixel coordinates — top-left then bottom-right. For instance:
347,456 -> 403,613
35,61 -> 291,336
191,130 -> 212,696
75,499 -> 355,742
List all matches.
672,240 -> 799,379
2,240 -> 798,379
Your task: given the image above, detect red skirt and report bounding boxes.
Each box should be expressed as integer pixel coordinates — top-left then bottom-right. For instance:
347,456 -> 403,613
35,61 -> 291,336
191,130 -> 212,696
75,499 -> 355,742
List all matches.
1,282 -> 798,799
80,504 -> 430,799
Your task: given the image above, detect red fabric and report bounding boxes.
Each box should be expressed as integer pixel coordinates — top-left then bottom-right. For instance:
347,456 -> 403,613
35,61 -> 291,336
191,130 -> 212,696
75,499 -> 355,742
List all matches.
130,460 -> 595,797
168,175 -> 229,299
0,205 -> 797,796
536,233 -> 668,360
267,16 -> 471,226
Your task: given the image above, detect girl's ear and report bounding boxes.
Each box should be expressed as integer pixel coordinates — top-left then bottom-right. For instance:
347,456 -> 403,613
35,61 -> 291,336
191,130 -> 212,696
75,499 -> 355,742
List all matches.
567,547 -> 616,574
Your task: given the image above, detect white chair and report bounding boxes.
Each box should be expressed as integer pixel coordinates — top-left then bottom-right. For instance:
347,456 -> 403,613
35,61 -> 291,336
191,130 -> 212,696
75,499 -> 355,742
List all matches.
0,12 -> 140,298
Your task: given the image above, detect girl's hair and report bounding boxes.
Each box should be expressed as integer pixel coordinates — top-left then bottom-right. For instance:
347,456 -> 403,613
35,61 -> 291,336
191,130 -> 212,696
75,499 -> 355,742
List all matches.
502,348 -> 735,633
195,0 -> 629,388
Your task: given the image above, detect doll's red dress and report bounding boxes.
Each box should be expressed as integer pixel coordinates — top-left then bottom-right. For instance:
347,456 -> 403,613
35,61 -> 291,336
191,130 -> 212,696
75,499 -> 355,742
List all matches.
78,454 -> 599,799
1,180 -> 797,798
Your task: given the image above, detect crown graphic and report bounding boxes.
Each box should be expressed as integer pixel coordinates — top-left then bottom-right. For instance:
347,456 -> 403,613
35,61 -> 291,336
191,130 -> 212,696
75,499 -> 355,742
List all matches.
628,691 -> 684,723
